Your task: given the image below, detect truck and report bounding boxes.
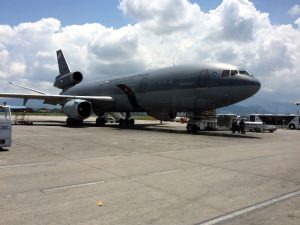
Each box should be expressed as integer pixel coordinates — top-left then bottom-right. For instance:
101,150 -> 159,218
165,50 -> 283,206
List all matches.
0,104 -> 12,148
244,121 -> 276,132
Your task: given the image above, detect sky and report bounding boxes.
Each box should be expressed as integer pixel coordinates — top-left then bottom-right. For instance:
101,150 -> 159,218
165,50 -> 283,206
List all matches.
0,0 -> 300,105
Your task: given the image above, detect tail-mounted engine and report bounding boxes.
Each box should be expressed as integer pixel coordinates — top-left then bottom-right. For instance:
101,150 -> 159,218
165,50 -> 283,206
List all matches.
148,112 -> 177,121
62,100 -> 92,120
54,71 -> 83,90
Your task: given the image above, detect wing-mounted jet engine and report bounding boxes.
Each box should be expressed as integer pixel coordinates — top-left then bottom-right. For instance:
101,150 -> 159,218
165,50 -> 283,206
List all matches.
62,100 -> 92,126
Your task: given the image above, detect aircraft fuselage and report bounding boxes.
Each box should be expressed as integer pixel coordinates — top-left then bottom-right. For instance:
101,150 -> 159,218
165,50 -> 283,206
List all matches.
62,63 -> 261,115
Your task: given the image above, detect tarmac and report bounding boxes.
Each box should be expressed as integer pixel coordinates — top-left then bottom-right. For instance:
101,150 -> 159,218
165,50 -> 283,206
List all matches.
1,116 -> 300,225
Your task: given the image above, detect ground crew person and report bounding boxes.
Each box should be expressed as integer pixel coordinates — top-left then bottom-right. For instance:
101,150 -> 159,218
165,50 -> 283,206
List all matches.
232,119 -> 237,133
240,119 -> 246,134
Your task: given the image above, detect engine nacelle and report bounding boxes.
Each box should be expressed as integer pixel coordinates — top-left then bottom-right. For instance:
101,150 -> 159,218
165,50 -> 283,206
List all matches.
62,100 -> 92,120
54,71 -> 83,89
148,112 -> 177,121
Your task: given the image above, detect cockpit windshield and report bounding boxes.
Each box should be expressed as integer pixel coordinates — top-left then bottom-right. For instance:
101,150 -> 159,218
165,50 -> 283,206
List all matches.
239,70 -> 250,76
231,70 -> 238,76
221,70 -> 230,77
221,69 -> 252,78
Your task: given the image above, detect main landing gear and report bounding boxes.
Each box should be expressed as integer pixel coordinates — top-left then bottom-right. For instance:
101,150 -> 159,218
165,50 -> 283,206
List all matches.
118,118 -> 135,127
119,112 -> 135,128
66,118 -> 83,126
96,117 -> 107,127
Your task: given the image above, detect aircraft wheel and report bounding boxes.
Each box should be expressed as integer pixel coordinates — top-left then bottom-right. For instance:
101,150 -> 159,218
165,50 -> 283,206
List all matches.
187,124 -> 192,132
187,124 -> 198,133
77,120 -> 83,126
66,118 -> 72,126
73,119 -> 83,126
119,118 -> 125,127
66,118 -> 83,127
129,118 -> 135,126
289,124 -> 296,130
125,118 -> 130,126
96,118 -> 106,127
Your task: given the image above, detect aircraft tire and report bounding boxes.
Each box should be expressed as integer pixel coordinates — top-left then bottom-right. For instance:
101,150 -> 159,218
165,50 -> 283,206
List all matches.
125,118 -> 130,126
187,124 -> 192,132
96,118 -> 106,127
66,118 -> 83,127
129,118 -> 135,126
66,118 -> 72,126
289,124 -> 296,130
187,124 -> 198,133
119,118 -> 125,127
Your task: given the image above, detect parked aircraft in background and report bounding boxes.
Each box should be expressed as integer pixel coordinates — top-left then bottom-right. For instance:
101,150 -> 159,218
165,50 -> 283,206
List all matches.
0,50 -> 260,128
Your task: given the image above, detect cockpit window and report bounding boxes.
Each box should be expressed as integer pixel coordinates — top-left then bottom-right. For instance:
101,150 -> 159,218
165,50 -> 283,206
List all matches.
221,70 -> 230,77
239,70 -> 250,76
231,70 -> 238,76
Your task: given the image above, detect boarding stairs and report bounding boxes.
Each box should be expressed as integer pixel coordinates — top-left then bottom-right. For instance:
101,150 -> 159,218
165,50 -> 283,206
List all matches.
104,112 -> 126,123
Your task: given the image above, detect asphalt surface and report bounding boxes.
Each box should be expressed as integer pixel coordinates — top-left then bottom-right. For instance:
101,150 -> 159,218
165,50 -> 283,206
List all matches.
1,116 -> 300,225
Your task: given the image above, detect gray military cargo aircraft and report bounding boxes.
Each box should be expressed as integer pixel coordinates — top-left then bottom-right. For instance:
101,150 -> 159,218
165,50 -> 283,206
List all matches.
0,50 -> 260,129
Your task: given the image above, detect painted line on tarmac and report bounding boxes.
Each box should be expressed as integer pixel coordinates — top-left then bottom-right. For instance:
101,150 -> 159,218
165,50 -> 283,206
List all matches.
147,169 -> 182,176
0,160 -> 71,169
196,189 -> 300,225
42,180 -> 105,192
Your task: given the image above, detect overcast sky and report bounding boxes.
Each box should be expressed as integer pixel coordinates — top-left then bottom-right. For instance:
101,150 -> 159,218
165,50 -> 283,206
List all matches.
0,0 -> 300,104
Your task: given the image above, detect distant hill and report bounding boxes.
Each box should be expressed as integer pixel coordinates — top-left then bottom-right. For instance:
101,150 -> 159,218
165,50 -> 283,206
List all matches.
217,104 -> 272,116
218,96 -> 299,115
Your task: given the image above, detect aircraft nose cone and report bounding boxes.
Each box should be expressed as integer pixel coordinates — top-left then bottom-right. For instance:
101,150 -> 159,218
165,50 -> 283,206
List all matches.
250,77 -> 261,94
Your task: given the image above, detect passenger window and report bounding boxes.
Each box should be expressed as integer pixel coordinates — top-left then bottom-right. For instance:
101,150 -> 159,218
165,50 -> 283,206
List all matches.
231,70 -> 238,76
221,70 -> 230,77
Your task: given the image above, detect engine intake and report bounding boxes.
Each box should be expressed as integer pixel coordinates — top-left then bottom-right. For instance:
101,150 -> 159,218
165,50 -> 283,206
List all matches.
148,112 -> 177,121
62,100 -> 92,120
54,71 -> 83,90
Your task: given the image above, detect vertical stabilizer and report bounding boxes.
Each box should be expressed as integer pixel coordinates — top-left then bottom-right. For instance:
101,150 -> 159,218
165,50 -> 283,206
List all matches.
54,50 -> 83,90
57,50 -> 70,76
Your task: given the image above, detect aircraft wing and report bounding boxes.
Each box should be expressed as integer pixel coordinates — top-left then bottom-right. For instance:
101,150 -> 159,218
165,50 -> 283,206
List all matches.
0,93 -> 114,105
